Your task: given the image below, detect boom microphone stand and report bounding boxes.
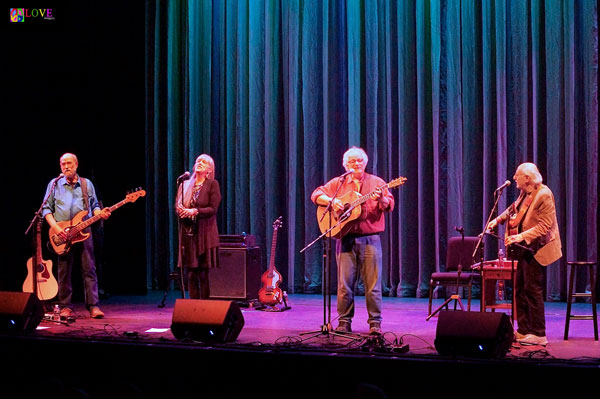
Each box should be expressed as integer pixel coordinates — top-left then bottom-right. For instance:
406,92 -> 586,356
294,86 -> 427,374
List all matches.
299,173 -> 361,341
427,227 -> 467,320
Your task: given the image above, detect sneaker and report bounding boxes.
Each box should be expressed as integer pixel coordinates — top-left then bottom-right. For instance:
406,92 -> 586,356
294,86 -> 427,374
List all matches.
514,330 -> 527,340
90,306 -> 105,319
518,334 -> 548,346
335,322 -> 352,333
369,322 -> 382,335
59,307 -> 73,319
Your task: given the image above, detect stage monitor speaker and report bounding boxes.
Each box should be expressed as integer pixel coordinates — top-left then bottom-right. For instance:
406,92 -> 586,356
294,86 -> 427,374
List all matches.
210,247 -> 261,300
170,299 -> 245,342
434,311 -> 513,358
0,291 -> 44,333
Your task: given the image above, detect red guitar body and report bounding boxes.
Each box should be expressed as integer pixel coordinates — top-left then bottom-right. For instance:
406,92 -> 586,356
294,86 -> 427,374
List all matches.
258,269 -> 283,306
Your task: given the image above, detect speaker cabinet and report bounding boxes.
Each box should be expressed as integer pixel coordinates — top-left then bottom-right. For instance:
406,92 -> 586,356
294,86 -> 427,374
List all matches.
210,247 -> 261,300
0,291 -> 44,333
434,311 -> 513,358
170,299 -> 244,342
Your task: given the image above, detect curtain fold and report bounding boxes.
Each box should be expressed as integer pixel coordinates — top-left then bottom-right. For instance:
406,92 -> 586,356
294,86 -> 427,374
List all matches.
146,0 -> 598,301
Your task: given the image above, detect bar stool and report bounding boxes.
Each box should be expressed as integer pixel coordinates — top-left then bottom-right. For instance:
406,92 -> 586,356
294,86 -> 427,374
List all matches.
564,261 -> 598,340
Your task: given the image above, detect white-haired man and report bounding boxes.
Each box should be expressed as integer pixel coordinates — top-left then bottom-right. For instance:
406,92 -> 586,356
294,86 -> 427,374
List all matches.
311,147 -> 394,335
488,162 -> 562,346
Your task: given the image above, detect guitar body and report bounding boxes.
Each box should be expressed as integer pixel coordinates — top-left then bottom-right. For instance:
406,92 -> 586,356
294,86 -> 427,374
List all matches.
49,210 -> 91,255
258,217 -> 285,307
258,269 -> 283,306
316,191 -> 362,238
23,255 -> 58,300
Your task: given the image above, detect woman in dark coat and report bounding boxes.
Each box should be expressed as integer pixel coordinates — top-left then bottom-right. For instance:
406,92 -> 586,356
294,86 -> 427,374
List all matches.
176,154 -> 221,299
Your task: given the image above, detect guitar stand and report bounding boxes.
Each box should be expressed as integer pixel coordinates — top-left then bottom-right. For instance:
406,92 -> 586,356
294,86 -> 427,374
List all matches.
256,292 -> 292,312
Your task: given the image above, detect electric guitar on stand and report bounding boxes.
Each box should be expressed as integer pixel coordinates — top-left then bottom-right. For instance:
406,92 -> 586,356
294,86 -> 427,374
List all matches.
49,188 -> 145,255
23,217 -> 58,301
258,216 -> 290,311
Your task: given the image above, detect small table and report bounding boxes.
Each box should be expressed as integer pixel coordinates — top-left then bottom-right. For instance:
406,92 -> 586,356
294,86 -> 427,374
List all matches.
478,259 -> 518,324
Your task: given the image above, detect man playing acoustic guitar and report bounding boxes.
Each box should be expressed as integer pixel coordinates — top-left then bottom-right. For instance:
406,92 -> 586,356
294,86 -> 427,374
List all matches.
42,153 -> 111,319
487,162 -> 562,347
311,147 -> 395,335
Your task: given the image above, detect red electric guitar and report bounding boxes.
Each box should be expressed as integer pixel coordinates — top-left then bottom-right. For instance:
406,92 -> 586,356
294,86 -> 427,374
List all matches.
258,216 -> 284,307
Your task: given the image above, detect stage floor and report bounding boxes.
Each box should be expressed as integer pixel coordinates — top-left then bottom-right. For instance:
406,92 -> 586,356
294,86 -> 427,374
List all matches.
31,291 -> 600,359
2,291 -> 599,397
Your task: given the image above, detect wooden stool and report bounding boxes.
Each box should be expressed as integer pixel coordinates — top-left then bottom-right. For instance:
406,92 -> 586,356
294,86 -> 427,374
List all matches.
564,261 -> 598,340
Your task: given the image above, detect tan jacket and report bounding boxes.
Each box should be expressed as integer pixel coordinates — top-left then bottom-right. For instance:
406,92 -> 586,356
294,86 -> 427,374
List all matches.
497,184 -> 562,266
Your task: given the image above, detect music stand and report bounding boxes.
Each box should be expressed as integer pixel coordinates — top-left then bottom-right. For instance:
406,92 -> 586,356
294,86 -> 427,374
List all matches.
299,177 -> 362,342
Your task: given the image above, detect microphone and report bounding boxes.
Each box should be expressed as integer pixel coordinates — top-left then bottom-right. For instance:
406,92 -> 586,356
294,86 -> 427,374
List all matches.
339,168 -> 355,178
495,180 -> 511,192
454,226 -> 464,234
177,171 -> 190,182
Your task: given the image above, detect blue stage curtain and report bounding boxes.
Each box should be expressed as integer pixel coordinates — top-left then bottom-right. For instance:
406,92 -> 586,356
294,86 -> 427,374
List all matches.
146,0 -> 598,300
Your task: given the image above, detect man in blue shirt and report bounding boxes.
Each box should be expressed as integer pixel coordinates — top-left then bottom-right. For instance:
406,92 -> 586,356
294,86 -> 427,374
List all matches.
42,153 -> 111,319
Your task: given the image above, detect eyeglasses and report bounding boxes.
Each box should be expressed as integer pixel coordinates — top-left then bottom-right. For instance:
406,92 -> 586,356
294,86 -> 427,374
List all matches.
347,159 -> 364,165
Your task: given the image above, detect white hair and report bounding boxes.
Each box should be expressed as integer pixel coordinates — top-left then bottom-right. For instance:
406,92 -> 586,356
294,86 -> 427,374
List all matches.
519,162 -> 543,185
342,146 -> 368,168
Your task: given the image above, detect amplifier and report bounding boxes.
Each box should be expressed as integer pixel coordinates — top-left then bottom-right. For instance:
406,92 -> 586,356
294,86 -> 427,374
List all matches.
219,234 -> 256,248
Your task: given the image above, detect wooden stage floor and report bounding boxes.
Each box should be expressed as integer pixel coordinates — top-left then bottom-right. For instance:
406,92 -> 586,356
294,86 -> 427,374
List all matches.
2,291 -> 599,397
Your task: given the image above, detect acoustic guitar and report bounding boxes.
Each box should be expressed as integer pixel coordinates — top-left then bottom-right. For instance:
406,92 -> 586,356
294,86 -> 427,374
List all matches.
258,216 -> 284,306
23,218 -> 58,300
49,188 -> 145,255
316,177 -> 406,238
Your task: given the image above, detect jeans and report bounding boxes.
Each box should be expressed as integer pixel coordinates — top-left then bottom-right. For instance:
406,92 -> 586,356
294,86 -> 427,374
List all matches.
516,251 -> 546,336
336,234 -> 382,325
57,236 -> 99,309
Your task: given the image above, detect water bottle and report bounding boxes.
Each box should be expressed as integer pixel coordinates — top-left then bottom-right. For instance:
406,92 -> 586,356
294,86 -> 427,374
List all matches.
53,305 -> 60,322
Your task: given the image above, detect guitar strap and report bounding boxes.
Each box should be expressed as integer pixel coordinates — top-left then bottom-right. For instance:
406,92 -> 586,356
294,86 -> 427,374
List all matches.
79,176 -> 90,212
507,186 -> 540,234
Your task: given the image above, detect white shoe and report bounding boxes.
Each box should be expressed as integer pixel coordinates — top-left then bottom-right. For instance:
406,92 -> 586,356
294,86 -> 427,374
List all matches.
518,334 -> 548,346
514,331 -> 527,340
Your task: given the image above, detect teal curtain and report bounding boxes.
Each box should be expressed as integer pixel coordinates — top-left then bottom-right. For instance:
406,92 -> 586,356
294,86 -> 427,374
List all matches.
146,0 -> 598,300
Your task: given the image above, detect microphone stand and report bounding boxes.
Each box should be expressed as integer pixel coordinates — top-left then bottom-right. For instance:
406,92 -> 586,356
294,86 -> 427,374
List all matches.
299,174 -> 361,341
426,227 -> 466,320
158,175 -> 188,308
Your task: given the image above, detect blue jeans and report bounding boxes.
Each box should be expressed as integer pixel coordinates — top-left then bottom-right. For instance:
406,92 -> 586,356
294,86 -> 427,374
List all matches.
336,234 -> 382,325
57,236 -> 99,309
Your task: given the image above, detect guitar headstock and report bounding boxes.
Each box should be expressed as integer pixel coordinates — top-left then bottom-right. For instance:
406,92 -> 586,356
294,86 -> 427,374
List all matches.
125,187 -> 146,203
273,216 -> 283,231
388,177 -> 407,188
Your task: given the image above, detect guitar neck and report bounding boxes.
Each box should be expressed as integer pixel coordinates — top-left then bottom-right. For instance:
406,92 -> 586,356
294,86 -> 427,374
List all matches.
69,199 -> 129,234
349,183 -> 390,208
267,229 -> 278,274
35,220 -> 43,260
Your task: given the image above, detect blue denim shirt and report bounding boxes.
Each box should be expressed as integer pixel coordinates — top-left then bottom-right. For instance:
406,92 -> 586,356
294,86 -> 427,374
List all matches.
42,176 -> 101,222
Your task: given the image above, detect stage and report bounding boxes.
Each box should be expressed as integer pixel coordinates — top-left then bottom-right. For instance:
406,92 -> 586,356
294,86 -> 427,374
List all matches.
2,291 -> 599,398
